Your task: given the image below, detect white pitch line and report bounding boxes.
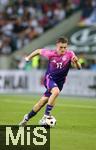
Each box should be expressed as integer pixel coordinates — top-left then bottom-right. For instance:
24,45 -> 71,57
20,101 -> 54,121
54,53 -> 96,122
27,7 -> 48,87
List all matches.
0,99 -> 33,104
1,99 -> 96,109
56,104 -> 96,109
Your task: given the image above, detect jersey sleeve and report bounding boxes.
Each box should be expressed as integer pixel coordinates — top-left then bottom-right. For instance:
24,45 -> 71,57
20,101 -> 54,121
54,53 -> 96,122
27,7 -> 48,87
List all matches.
69,51 -> 76,61
40,49 -> 54,59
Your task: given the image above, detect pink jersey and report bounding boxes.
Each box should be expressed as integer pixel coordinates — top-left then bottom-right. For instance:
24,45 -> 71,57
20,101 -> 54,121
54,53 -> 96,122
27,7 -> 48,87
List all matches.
41,49 -> 75,83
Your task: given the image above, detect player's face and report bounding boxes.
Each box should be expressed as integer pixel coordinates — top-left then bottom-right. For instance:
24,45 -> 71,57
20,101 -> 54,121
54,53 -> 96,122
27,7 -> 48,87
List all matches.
56,42 -> 68,54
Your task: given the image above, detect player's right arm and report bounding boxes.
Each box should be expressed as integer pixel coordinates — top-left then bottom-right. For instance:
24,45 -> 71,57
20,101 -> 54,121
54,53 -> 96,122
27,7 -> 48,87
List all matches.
25,49 -> 53,61
25,49 -> 42,61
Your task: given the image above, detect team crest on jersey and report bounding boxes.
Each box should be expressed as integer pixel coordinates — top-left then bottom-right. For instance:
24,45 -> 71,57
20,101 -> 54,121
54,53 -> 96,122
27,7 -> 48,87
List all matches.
62,56 -> 67,61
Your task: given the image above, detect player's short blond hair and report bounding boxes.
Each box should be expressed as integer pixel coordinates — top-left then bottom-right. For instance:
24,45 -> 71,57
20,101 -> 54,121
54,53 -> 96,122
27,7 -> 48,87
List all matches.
56,37 -> 68,44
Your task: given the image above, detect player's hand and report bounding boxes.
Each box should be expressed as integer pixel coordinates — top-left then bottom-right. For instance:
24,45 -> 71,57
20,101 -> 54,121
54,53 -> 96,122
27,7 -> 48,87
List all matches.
72,56 -> 82,69
72,56 -> 78,63
25,56 -> 30,62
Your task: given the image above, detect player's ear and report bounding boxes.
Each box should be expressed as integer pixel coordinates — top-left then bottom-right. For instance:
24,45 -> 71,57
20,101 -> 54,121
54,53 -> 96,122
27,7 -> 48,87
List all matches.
56,43 -> 59,46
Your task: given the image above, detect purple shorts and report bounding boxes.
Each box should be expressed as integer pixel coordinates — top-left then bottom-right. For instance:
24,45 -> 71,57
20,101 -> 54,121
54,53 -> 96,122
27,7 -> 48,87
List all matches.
44,75 -> 64,97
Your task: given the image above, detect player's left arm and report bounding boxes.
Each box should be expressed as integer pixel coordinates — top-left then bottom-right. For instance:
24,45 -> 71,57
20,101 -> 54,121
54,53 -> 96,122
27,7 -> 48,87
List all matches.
71,55 -> 82,70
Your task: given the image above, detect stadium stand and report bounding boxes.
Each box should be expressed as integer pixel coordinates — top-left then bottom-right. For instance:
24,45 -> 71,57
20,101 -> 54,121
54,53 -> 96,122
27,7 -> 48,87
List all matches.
0,0 -> 80,55
0,0 -> 96,70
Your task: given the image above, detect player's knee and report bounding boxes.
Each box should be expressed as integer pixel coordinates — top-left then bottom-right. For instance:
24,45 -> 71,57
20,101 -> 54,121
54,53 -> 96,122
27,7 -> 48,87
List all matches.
52,87 -> 60,96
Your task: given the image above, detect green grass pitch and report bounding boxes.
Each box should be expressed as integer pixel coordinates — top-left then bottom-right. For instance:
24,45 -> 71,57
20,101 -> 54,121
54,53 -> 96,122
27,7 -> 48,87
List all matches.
0,95 -> 96,150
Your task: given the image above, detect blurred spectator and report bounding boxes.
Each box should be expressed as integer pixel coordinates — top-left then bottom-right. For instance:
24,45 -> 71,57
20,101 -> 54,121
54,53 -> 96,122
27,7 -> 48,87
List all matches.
53,2 -> 66,22
31,55 -> 40,69
64,0 -> 80,17
79,0 -> 96,26
79,8 -> 96,26
81,0 -> 94,19
0,0 -> 9,10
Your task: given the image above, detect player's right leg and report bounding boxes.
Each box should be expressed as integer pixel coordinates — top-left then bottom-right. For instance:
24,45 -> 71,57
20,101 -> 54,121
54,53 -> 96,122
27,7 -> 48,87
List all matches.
19,96 -> 48,126
39,87 -> 60,125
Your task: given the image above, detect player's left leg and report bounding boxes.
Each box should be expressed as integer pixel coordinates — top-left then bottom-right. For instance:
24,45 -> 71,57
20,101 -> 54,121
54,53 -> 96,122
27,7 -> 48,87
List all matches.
45,78 -> 65,117
19,96 -> 48,126
44,87 -> 60,116
40,79 -> 64,125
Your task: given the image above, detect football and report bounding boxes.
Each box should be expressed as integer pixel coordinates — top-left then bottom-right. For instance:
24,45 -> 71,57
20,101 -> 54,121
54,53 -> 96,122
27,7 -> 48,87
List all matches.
46,116 -> 56,127
39,115 -> 56,127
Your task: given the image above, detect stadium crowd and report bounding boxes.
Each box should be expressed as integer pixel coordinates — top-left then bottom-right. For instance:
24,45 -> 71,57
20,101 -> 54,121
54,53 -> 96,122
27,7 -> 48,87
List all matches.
0,0 -> 80,55
0,0 -> 96,70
